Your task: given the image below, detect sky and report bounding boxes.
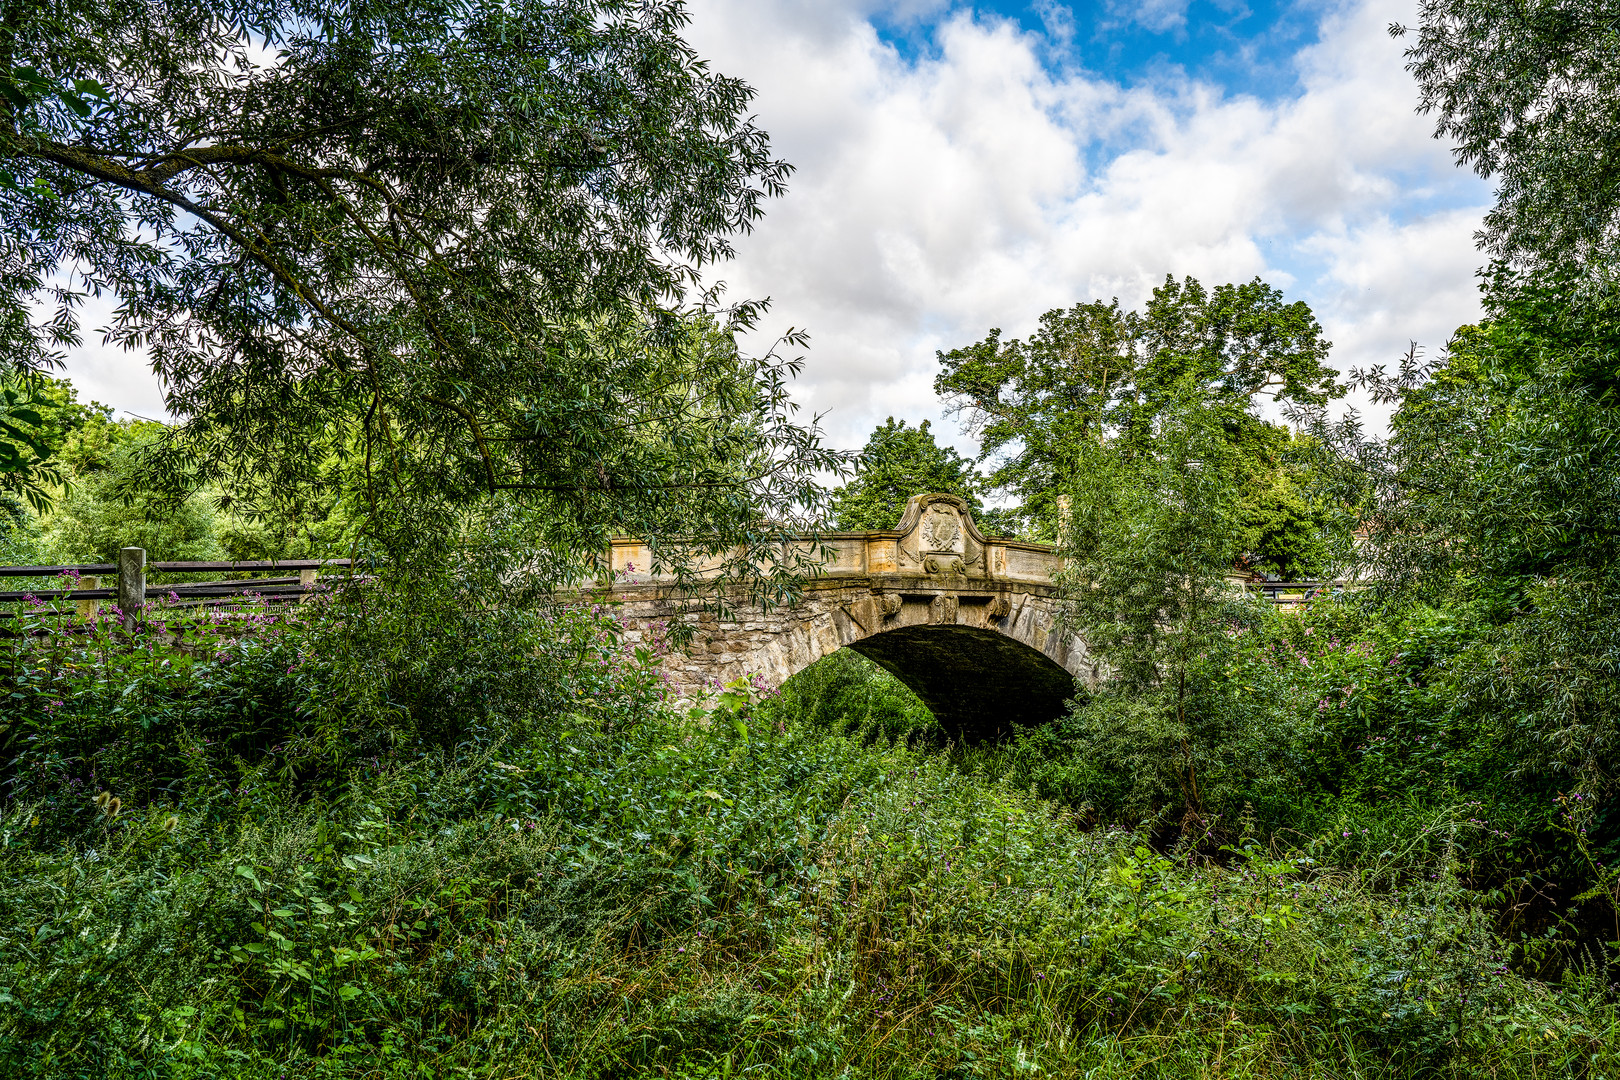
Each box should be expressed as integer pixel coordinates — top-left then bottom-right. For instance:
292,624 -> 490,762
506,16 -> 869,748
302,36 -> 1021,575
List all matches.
61,0 -> 1491,457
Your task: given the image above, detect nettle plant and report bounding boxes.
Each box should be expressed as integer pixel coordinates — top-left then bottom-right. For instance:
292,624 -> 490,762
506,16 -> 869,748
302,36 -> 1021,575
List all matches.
3,584 -> 322,830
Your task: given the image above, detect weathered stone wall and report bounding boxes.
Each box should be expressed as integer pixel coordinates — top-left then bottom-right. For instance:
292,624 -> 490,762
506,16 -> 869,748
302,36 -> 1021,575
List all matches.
593,494 -> 1094,738
608,577 -> 1094,738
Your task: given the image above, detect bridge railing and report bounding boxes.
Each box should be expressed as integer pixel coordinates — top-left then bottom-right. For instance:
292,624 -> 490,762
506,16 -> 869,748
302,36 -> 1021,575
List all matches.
599,535 -> 1349,603
599,531 -> 1068,589
0,547 -> 354,628
1237,579 -> 1355,607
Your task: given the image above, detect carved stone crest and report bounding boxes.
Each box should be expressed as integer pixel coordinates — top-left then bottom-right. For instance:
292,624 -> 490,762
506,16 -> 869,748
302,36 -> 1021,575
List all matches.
893,493 -> 989,577
922,504 -> 963,554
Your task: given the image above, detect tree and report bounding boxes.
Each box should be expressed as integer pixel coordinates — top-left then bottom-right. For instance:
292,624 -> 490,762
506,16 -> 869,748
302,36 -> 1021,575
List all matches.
44,418 -> 223,563
829,418 -> 987,532
0,0 -> 842,583
1393,0 -> 1620,270
1225,419 -> 1337,581
0,373 -> 110,512
1294,270 -> 1620,791
935,275 -> 1340,542
1055,388 -> 1256,820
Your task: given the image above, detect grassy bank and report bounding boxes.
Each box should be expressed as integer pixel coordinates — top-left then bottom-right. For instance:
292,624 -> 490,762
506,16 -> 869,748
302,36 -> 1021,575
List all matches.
1,590 -> 1615,1077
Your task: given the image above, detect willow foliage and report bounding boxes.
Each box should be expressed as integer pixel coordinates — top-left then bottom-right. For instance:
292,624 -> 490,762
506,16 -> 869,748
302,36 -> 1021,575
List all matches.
1,0 -> 843,581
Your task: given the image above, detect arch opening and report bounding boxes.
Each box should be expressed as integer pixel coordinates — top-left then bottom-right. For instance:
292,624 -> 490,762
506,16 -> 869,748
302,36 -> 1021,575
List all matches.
844,624 -> 1081,742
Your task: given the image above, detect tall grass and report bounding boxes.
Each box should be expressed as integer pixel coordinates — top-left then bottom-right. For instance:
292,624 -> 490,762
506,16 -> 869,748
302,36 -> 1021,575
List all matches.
2,727 -> 1614,1077
0,590 -> 1614,1077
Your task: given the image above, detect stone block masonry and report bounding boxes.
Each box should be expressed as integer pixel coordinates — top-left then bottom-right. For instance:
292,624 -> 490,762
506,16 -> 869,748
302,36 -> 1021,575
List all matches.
595,494 -> 1095,740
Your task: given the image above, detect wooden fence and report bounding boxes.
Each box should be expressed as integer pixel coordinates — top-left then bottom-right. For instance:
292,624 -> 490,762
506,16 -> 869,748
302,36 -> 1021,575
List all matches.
1239,580 -> 1352,607
0,547 -> 353,627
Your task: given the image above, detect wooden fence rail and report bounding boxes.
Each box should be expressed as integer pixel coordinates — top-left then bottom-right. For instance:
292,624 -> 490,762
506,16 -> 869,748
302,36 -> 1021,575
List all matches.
0,547 -> 354,626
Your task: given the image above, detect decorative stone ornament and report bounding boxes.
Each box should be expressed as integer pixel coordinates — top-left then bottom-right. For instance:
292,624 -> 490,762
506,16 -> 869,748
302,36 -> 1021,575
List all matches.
893,493 -> 987,577
922,503 -> 962,553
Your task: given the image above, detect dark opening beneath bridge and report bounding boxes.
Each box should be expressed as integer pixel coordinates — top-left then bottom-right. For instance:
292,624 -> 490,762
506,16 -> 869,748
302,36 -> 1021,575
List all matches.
847,624 -> 1081,741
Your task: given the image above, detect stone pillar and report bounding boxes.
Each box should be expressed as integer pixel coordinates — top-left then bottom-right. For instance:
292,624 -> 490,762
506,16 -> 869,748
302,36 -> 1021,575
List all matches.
118,547 -> 145,631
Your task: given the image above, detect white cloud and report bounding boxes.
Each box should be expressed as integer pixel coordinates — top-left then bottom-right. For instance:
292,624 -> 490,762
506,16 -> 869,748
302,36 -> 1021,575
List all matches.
54,290 -> 168,419
682,0 -> 1489,455
1104,0 -> 1194,35
58,0 -> 1489,463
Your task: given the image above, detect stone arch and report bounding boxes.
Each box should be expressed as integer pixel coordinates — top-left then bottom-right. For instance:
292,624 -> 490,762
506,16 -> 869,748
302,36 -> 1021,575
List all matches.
599,492 -> 1093,740
636,583 -> 1093,740
843,624 -> 1081,739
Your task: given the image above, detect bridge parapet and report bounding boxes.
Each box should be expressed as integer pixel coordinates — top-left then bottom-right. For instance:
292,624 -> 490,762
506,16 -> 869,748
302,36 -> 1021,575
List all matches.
603,493 -> 1063,588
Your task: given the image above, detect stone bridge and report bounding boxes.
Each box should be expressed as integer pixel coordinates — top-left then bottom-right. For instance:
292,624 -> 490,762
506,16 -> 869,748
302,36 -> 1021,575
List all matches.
597,494 -> 1094,739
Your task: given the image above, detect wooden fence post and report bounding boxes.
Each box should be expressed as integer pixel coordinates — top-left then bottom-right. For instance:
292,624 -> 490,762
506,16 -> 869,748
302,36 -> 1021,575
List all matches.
76,575 -> 99,621
118,547 -> 146,631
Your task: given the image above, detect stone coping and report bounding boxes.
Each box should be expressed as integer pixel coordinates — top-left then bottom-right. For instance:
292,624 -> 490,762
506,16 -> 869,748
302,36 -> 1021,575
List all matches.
584,574 -> 1062,601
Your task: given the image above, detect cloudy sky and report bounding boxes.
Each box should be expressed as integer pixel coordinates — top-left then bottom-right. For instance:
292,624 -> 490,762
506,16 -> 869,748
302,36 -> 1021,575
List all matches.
681,0 -> 1490,452
63,0 -> 1491,455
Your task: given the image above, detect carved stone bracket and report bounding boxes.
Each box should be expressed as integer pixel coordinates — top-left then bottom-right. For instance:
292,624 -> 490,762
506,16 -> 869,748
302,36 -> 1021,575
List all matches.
843,590 -> 902,632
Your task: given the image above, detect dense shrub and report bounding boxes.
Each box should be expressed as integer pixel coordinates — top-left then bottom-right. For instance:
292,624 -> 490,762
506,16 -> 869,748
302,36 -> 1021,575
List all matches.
2,577 -> 1616,1076
1,721 -> 1614,1077
0,572 -> 670,841
982,595 -> 1619,927
758,649 -> 937,743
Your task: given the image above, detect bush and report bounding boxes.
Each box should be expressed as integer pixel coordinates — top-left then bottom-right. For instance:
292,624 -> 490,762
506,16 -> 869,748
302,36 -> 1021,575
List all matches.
0,566 -> 672,841
1,729 -> 1614,1077
759,649 -> 938,744
2,568 -> 1615,1076
979,594 -> 1618,928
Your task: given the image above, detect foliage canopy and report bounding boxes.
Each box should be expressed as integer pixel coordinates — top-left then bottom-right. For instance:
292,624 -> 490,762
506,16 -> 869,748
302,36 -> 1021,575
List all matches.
828,418 -> 985,533
1395,0 -> 1620,269
1293,271 -> 1620,789
935,275 -> 1339,540
1,0 -> 841,577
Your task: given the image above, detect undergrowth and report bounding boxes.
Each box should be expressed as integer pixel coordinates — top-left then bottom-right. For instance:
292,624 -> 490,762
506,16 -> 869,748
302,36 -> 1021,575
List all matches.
0,582 -> 1615,1077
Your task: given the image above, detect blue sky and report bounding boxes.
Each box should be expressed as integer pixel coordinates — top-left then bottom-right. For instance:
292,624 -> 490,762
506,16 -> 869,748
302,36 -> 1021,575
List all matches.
877,0 -> 1326,101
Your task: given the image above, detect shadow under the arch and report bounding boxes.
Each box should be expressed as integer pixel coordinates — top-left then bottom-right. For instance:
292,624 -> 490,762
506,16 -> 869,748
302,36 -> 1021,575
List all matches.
846,624 -> 1081,743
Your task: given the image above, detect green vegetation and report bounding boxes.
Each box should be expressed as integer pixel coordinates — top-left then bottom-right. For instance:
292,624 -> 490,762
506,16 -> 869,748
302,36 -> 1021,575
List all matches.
1393,0 -> 1620,270
3,581 -> 1616,1077
934,276 -> 1339,551
0,0 -> 843,590
3,0 -> 1619,1074
830,419 -> 987,533
2,355 -> 1617,1077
